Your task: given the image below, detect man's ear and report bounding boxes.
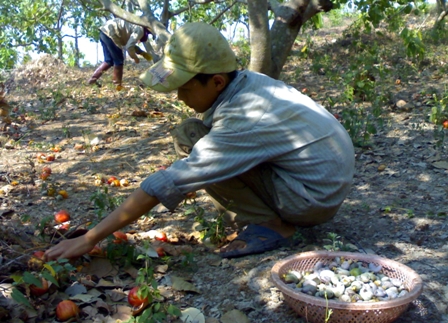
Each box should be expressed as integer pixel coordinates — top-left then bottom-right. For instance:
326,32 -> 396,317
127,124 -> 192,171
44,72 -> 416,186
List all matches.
211,74 -> 228,92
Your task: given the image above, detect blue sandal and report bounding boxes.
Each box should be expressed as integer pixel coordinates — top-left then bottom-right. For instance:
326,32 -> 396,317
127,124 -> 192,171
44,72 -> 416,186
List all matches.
220,224 -> 291,258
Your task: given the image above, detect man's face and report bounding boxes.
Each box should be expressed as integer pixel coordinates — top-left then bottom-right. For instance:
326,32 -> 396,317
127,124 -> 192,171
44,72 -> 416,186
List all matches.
177,77 -> 223,113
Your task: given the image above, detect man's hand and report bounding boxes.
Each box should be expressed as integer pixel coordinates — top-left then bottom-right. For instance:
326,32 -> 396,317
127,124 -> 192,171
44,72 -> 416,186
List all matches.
44,188 -> 160,261
44,235 -> 96,261
133,57 -> 140,64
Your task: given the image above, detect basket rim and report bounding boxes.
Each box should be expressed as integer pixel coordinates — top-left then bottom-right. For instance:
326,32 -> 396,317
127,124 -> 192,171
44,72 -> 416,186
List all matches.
271,251 -> 424,310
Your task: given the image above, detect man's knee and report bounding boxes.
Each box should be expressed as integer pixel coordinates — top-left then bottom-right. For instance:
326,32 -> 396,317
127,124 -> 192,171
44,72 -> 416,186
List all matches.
171,118 -> 210,158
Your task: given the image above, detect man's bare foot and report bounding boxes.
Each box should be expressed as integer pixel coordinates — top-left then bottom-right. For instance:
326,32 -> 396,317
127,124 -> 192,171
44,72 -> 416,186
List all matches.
220,218 -> 296,254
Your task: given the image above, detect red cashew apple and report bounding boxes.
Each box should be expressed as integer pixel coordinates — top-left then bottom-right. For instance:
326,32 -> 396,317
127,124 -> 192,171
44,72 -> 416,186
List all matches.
56,300 -> 79,321
88,245 -> 104,256
33,251 -> 45,259
154,231 -> 168,242
54,210 -> 70,223
107,176 -> 117,184
156,247 -> 166,257
113,231 -> 128,244
128,286 -> 149,307
40,172 -> 50,180
30,278 -> 49,297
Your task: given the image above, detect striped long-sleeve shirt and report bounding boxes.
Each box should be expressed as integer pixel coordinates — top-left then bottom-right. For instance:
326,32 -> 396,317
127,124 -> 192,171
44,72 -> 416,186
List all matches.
141,70 -> 355,216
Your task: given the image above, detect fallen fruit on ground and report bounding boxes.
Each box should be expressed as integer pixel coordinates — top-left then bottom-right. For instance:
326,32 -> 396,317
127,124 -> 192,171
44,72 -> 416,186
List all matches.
107,176 -> 117,184
156,247 -> 166,257
113,231 -> 128,244
59,223 -> 70,231
119,178 -> 129,186
155,231 -> 168,242
88,245 -> 104,256
128,286 -> 149,307
36,152 -> 46,160
93,173 -> 106,182
30,278 -> 49,297
42,166 -> 52,174
46,154 -> 55,161
56,300 -> 79,321
55,210 -> 70,223
185,191 -> 197,199
47,187 -> 56,196
40,172 -> 50,180
94,179 -> 103,186
33,251 -> 45,259
51,146 -> 61,152
58,190 -> 69,199
110,179 -> 121,187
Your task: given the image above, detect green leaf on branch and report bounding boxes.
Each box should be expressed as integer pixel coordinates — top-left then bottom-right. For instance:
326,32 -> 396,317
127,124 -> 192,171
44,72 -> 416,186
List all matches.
23,272 -> 42,286
41,271 -> 59,287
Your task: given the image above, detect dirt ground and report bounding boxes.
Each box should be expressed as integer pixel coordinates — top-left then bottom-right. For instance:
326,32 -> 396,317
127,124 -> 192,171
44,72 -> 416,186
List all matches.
0,24 -> 448,323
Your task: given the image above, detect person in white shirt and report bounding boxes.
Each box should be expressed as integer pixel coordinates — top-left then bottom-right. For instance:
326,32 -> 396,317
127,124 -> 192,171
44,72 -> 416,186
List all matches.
87,18 -> 153,89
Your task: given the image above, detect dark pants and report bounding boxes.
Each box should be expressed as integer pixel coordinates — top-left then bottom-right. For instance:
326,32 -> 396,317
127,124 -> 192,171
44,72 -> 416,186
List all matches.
99,31 -> 124,66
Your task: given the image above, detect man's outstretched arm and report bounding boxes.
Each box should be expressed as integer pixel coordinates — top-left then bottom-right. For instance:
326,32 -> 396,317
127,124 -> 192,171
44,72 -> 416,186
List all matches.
44,188 -> 159,260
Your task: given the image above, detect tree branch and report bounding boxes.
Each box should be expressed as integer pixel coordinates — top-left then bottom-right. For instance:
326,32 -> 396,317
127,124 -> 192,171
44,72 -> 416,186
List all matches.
160,0 -> 173,26
301,0 -> 333,22
434,0 -> 447,25
62,34 -> 82,39
56,0 -> 65,30
10,42 -> 36,48
189,0 -> 227,4
210,1 -> 238,24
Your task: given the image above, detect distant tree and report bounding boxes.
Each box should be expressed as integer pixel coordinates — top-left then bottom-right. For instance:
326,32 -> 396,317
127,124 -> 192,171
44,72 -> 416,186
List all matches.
0,0 -> 106,68
83,0 -> 335,78
1,0 -> 433,77
81,0 -> 430,79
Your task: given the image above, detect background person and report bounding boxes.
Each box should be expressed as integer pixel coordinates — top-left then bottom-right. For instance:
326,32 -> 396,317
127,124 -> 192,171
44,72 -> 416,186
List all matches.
87,18 -> 153,89
46,22 -> 355,261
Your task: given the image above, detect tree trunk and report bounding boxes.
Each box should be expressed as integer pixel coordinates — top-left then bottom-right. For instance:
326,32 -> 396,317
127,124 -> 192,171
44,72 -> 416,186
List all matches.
271,0 -> 332,78
57,35 -> 63,61
74,29 -> 80,68
247,0 -> 272,74
247,0 -> 332,78
56,2 -> 65,61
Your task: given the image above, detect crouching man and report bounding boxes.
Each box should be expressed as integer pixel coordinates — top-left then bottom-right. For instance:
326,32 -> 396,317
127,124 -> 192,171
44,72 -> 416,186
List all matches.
45,22 -> 354,261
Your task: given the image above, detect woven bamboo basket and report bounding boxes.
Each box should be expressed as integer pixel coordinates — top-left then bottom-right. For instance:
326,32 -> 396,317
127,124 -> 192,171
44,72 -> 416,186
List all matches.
271,251 -> 423,323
